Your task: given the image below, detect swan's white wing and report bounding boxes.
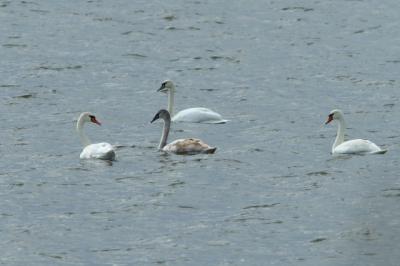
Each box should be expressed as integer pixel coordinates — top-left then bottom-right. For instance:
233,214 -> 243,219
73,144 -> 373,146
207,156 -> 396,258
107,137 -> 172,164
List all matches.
163,138 -> 216,154
333,139 -> 383,155
172,108 -> 228,124
80,142 -> 116,160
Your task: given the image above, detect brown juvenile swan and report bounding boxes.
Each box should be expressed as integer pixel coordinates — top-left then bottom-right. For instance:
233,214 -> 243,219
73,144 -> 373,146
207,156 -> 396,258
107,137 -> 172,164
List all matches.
151,109 -> 217,154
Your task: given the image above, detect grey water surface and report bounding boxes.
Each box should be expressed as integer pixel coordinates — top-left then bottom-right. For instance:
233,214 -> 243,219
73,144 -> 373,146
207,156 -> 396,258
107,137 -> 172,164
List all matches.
1,0 -> 400,265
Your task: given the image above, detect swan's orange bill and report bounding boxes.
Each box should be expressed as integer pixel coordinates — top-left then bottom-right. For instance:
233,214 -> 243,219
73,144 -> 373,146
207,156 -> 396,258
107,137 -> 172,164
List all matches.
91,116 -> 101,126
325,114 -> 333,124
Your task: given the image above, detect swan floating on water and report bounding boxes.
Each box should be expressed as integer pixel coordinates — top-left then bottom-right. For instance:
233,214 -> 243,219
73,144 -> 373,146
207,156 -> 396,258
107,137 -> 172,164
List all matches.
76,112 -> 116,160
158,80 -> 228,124
325,109 -> 386,155
151,109 -> 217,154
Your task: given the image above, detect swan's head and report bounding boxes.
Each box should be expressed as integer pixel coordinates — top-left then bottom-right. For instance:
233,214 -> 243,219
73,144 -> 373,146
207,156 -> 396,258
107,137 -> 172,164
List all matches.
325,109 -> 343,124
158,80 -> 175,93
79,112 -> 101,126
151,109 -> 171,123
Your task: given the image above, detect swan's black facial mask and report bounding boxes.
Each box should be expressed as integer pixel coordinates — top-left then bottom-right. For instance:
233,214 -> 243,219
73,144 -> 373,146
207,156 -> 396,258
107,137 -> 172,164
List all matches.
158,83 -> 167,92
151,113 -> 160,123
90,115 -> 101,126
325,114 -> 334,125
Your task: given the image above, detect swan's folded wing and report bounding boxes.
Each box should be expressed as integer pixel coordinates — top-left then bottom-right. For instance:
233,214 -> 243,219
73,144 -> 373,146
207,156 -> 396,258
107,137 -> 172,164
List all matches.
334,139 -> 382,154
172,108 -> 227,123
80,142 -> 116,160
163,138 -> 216,154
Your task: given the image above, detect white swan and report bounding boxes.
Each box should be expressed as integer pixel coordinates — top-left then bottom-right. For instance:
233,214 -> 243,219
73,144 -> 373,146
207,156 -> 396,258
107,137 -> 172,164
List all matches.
76,112 -> 116,160
151,109 -> 217,154
325,109 -> 386,155
158,80 -> 228,124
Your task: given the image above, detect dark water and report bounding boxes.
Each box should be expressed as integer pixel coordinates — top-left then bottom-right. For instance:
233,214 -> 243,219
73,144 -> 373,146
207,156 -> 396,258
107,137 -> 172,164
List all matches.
1,0 -> 399,265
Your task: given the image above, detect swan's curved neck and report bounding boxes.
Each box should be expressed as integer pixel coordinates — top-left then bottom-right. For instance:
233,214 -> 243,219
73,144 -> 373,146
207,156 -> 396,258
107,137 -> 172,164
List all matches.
76,117 -> 91,147
167,87 -> 175,116
159,117 -> 171,150
333,117 -> 346,152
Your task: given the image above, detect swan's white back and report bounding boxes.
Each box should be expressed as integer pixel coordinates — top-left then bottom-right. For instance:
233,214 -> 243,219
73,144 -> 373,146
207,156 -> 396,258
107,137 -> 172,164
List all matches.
172,107 -> 228,124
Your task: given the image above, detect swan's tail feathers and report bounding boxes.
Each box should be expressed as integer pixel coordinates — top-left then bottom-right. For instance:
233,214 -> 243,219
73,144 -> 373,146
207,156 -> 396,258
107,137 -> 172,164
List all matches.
372,149 -> 387,155
205,147 -> 217,154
